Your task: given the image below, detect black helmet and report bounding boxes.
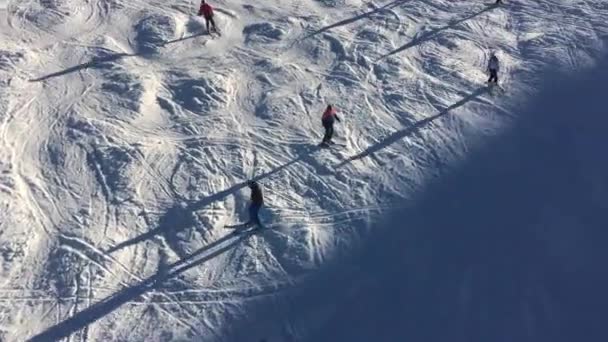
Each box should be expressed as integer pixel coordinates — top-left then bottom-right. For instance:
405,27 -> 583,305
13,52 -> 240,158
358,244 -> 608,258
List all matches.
248,180 -> 257,187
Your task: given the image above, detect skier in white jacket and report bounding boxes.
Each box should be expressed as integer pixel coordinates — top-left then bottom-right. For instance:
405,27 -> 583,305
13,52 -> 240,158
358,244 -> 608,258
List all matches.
487,54 -> 500,84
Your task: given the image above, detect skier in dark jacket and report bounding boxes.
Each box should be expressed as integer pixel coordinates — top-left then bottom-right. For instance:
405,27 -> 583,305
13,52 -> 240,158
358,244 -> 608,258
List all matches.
248,180 -> 264,226
321,104 -> 341,145
487,54 -> 500,84
198,0 -> 217,34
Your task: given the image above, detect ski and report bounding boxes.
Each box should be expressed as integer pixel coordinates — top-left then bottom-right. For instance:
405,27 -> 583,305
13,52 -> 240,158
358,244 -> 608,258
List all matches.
487,82 -> 505,94
204,30 -> 221,39
319,141 -> 345,148
225,223 -> 267,235
224,222 -> 253,229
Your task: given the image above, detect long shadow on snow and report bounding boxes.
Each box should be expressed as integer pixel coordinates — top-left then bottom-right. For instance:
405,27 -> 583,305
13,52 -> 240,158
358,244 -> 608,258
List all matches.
337,86 -> 488,168
304,0 -> 408,39
106,144 -> 323,255
221,55 -> 608,342
29,52 -> 136,82
379,4 -> 498,59
27,229 -> 258,342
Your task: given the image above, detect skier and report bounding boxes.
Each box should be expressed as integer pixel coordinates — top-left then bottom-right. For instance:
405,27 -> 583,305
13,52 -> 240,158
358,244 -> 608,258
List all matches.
198,0 -> 218,34
320,104 -> 341,146
247,180 -> 264,226
487,53 -> 500,85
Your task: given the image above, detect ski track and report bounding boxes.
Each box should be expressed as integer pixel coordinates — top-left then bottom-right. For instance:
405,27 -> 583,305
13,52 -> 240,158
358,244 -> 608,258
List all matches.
0,0 -> 605,341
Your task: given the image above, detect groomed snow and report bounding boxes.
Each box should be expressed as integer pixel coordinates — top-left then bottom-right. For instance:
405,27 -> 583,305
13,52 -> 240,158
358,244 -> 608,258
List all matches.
0,0 -> 606,341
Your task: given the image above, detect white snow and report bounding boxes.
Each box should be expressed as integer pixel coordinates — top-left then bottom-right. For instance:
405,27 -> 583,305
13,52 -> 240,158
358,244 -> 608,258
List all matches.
0,0 -> 606,341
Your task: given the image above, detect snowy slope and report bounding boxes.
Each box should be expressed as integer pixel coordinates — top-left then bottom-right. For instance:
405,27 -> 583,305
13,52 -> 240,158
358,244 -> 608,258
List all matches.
0,0 -> 606,341
287,52 -> 608,342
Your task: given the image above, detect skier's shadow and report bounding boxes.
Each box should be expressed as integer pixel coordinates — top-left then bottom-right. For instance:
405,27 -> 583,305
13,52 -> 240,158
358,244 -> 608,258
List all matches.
27,229 -> 257,342
337,86 -> 488,168
29,52 -> 136,82
102,183 -> 250,257
304,0 -> 408,39
378,4 -> 498,60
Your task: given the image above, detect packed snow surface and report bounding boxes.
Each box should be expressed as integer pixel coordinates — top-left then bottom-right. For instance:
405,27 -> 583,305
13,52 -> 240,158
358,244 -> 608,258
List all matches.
0,0 -> 606,341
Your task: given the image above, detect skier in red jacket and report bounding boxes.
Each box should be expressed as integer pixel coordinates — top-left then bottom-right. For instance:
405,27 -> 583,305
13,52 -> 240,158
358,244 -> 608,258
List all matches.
198,0 -> 218,34
320,104 -> 341,146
